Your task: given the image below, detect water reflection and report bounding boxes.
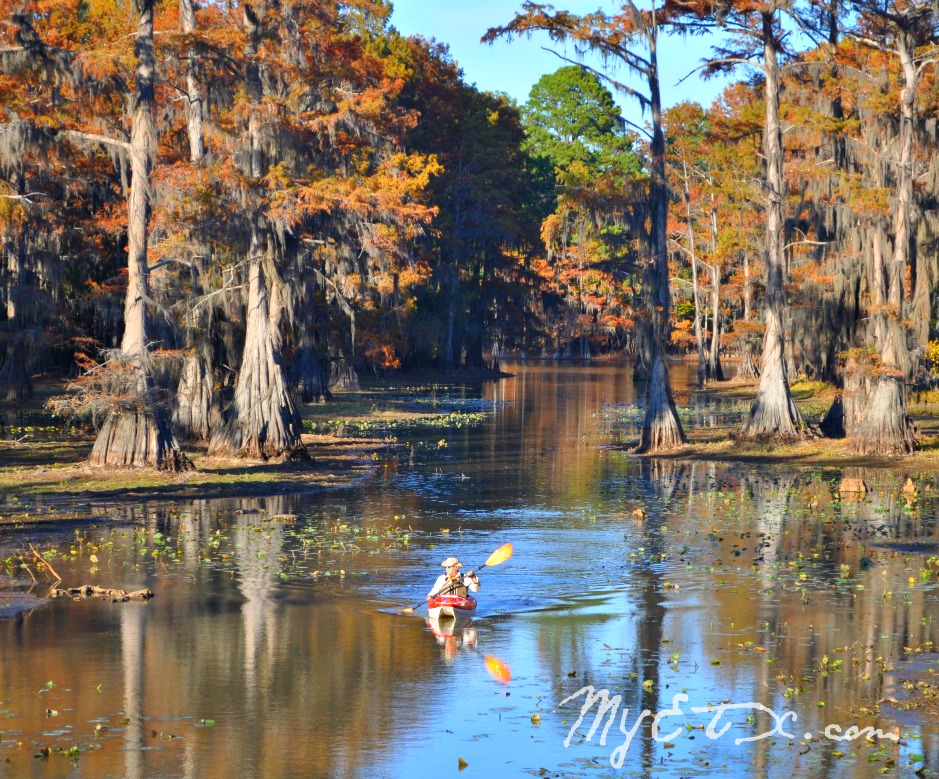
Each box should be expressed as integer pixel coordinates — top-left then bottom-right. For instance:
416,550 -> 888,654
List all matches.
0,362 -> 938,777
425,615 -> 478,663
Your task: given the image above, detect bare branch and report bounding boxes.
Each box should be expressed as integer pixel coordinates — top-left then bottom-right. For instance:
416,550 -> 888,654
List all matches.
147,257 -> 202,274
0,192 -> 49,203
782,238 -> 829,251
60,129 -> 131,153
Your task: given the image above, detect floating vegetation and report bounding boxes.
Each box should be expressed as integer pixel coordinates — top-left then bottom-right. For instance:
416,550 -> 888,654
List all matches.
2,509 -> 428,598
306,409 -> 488,438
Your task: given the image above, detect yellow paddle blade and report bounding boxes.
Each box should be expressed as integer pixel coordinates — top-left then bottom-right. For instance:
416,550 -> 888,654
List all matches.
485,655 -> 512,684
484,542 -> 514,568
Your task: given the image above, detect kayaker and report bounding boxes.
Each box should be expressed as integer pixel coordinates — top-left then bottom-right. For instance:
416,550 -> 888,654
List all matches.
427,557 -> 480,600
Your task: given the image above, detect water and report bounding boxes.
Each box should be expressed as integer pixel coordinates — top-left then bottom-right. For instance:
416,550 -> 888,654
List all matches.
1,361 -> 937,778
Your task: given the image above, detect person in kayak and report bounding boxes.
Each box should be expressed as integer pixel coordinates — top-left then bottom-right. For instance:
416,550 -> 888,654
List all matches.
427,557 -> 480,601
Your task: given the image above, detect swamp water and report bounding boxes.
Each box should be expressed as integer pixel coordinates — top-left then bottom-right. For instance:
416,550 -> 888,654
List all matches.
1,362 -> 938,778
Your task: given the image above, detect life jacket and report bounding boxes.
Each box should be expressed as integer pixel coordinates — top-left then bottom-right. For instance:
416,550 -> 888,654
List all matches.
440,574 -> 468,599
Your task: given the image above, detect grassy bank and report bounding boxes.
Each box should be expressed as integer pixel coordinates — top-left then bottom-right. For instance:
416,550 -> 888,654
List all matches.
609,377 -> 939,469
0,374 -> 495,517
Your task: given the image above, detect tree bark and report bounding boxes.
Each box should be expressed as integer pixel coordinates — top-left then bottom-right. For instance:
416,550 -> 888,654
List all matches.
173,348 -> 219,441
291,323 -> 332,403
179,0 -> 205,164
739,11 -> 805,441
850,368 -> 915,455
209,236 -> 307,459
691,253 -> 706,382
89,0 -> 189,471
444,266 -> 458,369
0,338 -> 32,400
708,261 -> 724,381
737,350 -> 760,381
683,164 -> 706,383
850,30 -> 917,455
636,31 -> 685,452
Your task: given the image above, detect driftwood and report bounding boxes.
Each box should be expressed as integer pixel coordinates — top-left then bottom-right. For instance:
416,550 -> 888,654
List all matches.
50,585 -> 154,602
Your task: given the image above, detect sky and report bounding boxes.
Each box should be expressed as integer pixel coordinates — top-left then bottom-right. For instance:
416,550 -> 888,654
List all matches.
388,1 -> 732,114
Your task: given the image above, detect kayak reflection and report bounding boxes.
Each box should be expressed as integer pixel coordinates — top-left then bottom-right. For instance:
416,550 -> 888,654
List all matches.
425,615 -> 478,662
424,617 -> 513,683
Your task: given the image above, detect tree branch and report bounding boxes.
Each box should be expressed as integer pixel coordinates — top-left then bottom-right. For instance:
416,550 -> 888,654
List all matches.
542,47 -> 654,125
60,129 -> 131,153
0,192 -> 49,203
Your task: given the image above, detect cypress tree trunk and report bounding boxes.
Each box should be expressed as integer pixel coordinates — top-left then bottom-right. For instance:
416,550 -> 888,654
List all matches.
850,30 -> 917,455
173,348 -> 219,441
636,32 -> 685,452
737,350 -> 760,381
179,0 -> 205,164
680,167 -> 705,382
0,338 -> 32,400
691,254 -> 706,383
444,267 -> 458,370
839,361 -> 867,436
328,337 -> 360,389
708,262 -> 724,381
89,0 -> 189,471
0,243 -> 32,400
850,363 -> 914,455
209,239 -> 307,459
739,12 -> 805,441
207,0 -> 306,459
291,326 -> 332,403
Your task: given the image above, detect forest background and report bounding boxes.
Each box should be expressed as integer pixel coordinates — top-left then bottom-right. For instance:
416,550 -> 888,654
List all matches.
1,0 -> 938,469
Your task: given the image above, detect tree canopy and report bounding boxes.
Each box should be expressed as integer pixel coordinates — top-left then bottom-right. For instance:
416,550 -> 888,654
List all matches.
2,0 -> 939,461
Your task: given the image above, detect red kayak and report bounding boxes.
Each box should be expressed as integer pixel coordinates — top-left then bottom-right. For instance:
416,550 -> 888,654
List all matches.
427,594 -> 477,620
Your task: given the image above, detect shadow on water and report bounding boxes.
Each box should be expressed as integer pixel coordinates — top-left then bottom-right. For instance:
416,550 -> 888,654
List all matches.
0,361 -> 937,777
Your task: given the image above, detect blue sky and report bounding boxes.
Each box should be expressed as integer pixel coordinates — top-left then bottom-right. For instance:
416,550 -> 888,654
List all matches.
389,1 -> 732,113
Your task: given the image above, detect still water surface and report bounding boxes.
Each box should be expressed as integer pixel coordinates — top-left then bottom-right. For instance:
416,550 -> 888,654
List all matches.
1,362 -> 938,778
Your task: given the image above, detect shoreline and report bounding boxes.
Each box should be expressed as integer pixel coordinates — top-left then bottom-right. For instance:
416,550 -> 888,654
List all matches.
4,372 -> 939,512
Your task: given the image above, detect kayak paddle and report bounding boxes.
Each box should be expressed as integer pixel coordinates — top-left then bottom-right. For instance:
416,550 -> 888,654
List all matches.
397,542 -> 514,614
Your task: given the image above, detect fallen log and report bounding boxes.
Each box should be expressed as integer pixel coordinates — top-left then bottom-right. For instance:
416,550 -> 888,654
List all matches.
50,585 -> 154,603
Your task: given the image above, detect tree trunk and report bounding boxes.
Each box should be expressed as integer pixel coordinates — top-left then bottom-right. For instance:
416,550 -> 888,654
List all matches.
841,358 -> 868,436
708,261 -> 724,381
739,12 -> 805,441
180,0 -> 205,164
291,324 -> 332,403
737,350 -> 760,381
849,372 -> 915,455
636,33 -> 685,452
209,238 -> 307,459
636,350 -> 685,451
692,254 -> 706,383
819,393 -> 844,438
0,338 -> 32,400
743,251 -> 752,323
173,348 -> 219,441
850,32 -> 917,455
444,268 -> 458,370
89,0 -> 190,471
681,170 -> 705,383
